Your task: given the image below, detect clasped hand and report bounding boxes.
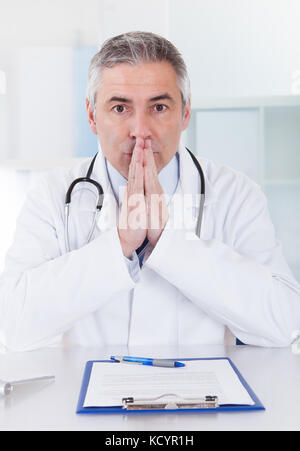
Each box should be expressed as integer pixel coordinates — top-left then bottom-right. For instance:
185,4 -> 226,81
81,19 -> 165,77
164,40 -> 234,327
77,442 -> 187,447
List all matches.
118,138 -> 169,258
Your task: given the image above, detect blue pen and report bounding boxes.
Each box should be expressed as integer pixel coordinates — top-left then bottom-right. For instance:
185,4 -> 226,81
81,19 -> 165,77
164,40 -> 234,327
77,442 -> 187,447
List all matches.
110,355 -> 185,368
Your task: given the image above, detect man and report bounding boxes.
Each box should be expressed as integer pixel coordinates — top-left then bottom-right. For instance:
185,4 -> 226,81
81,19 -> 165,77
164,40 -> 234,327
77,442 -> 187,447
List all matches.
0,31 -> 299,351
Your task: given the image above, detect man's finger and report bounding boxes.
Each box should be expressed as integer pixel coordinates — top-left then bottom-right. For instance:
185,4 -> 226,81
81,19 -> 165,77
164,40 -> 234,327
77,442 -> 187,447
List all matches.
128,137 -> 144,189
133,138 -> 145,194
144,139 -> 160,192
134,152 -> 144,194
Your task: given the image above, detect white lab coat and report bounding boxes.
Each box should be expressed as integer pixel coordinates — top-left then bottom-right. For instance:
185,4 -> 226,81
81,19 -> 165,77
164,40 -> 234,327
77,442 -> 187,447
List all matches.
1,144 -> 300,351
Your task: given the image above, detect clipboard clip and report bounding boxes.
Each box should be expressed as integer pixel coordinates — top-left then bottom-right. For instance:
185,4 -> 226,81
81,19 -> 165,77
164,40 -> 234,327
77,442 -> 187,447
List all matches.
122,393 -> 218,410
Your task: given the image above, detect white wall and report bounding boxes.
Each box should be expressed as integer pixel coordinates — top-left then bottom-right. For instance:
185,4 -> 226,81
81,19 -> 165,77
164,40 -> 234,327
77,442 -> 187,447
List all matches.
169,0 -> 300,101
0,47 -> 74,160
17,48 -> 74,160
2,0 -> 300,119
0,0 -> 101,47
97,0 -> 170,43
0,0 -> 170,47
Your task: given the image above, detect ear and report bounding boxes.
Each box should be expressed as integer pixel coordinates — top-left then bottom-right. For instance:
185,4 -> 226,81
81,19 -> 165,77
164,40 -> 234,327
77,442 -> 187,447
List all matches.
86,99 -> 98,135
181,99 -> 191,131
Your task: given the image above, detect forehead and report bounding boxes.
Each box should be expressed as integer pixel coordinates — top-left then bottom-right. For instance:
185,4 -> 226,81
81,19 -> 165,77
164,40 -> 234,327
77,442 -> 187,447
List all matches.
98,61 -> 181,101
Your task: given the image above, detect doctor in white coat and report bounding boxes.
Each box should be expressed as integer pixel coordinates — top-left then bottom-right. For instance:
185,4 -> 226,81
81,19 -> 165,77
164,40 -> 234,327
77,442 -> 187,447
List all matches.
1,31 -> 300,352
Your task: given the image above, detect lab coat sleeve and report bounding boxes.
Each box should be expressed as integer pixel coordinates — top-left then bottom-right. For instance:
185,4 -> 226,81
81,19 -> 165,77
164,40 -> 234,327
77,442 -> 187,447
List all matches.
0,178 -> 135,351
145,183 -> 300,347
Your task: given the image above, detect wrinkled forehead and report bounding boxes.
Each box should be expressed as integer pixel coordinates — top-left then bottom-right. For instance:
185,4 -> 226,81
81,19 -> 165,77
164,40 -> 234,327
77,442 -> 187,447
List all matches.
98,61 -> 183,103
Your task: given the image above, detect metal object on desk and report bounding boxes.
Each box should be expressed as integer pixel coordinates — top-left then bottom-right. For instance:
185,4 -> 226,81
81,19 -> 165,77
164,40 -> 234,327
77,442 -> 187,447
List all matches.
0,376 -> 55,397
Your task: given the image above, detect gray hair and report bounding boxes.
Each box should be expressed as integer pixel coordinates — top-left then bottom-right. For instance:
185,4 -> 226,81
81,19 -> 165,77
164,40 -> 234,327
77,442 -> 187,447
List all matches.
86,31 -> 190,116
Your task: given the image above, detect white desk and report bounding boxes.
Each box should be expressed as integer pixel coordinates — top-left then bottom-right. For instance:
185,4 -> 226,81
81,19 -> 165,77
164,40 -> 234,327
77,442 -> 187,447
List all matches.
0,344 -> 299,431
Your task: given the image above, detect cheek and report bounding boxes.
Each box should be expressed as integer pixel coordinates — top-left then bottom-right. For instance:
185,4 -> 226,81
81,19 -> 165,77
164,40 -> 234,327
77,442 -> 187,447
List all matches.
154,122 -> 182,169
156,116 -> 182,140
157,124 -> 181,153
97,121 -> 124,155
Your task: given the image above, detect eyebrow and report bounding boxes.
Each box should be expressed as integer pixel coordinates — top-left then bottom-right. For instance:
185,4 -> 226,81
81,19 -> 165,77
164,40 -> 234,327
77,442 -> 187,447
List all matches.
149,93 -> 174,103
107,93 -> 175,104
108,96 -> 132,104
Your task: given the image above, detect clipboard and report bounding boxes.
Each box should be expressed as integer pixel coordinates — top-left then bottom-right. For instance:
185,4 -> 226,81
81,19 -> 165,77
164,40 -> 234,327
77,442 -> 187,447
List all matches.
76,357 -> 265,414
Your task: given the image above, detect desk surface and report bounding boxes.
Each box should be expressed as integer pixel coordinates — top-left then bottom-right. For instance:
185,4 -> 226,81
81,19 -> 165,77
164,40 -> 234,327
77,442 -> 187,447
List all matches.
0,344 -> 299,431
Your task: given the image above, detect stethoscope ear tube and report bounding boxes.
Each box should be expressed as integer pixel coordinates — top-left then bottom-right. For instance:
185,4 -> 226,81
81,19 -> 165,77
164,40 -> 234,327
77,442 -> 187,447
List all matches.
65,152 -> 103,205
185,148 -> 206,238
185,148 -> 205,196
196,194 -> 205,238
65,177 -> 104,206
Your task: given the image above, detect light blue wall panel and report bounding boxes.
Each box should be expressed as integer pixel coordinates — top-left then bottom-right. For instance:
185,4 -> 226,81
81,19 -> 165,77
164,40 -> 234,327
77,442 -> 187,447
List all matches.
190,106 -> 300,282
265,106 -> 300,180
265,184 -> 300,281
195,109 -> 260,183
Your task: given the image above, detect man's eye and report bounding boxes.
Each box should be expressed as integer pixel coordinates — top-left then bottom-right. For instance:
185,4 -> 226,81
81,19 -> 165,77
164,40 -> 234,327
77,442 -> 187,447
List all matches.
154,104 -> 167,112
113,105 -> 126,113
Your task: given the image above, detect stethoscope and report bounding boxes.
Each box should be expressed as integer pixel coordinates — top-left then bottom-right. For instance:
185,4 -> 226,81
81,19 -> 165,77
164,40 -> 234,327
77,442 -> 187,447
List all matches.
64,148 -> 205,253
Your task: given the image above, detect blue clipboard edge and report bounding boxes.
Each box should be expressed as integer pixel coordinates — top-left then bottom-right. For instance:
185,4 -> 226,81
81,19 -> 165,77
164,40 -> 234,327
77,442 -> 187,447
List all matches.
76,357 -> 265,414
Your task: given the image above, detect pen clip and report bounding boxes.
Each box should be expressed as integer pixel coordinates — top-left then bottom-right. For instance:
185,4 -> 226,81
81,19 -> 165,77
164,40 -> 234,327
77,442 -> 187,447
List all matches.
110,356 -> 144,365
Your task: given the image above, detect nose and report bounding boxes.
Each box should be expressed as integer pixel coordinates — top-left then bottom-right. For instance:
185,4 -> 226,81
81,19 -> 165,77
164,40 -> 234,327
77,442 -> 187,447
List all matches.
129,110 -> 152,141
